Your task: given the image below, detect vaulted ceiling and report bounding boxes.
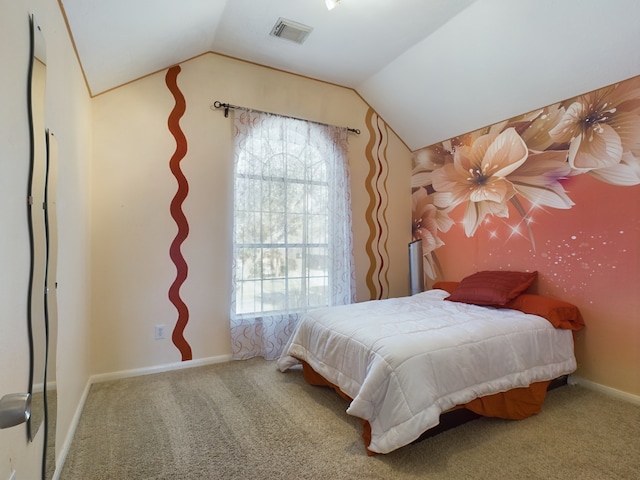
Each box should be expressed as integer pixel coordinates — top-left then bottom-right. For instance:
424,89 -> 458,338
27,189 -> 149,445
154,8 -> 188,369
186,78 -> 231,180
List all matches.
61,0 -> 640,151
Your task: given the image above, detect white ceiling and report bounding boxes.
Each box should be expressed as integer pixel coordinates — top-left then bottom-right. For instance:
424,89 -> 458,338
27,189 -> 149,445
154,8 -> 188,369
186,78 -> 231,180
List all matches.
61,0 -> 640,151
62,0 -> 476,95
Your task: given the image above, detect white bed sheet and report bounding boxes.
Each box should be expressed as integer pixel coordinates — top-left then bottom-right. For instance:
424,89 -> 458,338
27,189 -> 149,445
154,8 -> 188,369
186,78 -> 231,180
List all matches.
277,289 -> 576,454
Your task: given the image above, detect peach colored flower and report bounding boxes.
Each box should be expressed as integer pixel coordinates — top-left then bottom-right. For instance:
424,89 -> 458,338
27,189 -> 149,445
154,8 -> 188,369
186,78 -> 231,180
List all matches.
509,105 -> 567,151
548,79 -> 640,179
431,127 -> 528,237
412,188 -> 444,255
411,145 -> 450,190
509,149 -> 574,209
589,149 -> 640,185
412,188 -> 452,279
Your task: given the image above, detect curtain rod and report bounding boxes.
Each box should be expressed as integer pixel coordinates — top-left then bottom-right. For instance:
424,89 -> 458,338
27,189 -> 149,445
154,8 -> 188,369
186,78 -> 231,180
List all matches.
211,101 -> 360,135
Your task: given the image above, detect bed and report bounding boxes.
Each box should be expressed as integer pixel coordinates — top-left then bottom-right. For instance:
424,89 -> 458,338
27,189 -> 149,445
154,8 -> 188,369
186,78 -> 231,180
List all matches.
277,271 -> 585,455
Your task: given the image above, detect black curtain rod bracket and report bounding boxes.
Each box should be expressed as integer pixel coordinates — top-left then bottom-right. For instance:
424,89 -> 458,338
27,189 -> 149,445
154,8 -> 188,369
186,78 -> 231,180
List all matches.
211,100 -> 360,134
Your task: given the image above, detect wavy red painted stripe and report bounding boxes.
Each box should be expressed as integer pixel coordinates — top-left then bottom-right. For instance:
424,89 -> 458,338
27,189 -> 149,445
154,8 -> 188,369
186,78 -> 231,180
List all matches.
166,65 -> 192,361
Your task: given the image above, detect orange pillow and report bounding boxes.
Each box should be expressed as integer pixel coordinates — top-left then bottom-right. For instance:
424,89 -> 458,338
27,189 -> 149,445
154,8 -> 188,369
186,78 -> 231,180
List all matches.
503,294 -> 585,330
432,281 -> 459,294
445,270 -> 537,306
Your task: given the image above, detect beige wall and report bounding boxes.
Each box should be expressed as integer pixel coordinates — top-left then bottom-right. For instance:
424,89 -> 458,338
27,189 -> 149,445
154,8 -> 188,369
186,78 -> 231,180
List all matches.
90,52 -> 412,375
0,0 -> 92,479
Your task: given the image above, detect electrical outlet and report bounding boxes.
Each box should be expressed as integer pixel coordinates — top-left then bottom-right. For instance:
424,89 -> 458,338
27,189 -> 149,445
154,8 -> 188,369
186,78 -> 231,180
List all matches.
154,325 -> 166,340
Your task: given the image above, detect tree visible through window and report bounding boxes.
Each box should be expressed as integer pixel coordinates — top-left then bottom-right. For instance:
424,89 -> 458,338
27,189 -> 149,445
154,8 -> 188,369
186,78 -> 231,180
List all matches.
230,110 -> 355,360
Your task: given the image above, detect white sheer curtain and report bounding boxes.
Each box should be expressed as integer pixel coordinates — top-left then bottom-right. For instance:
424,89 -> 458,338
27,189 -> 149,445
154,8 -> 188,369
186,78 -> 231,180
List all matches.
230,110 -> 355,360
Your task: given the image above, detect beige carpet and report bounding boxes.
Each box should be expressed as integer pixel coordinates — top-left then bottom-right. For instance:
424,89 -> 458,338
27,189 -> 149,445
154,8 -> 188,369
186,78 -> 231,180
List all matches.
60,358 -> 640,480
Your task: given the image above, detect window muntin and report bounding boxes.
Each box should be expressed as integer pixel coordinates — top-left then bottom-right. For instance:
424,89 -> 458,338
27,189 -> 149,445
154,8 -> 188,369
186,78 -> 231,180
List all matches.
233,121 -> 333,317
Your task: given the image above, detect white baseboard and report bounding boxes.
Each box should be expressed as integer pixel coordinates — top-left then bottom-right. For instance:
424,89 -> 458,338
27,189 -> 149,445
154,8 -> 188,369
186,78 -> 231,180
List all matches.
568,375 -> 640,406
52,354 -> 233,479
90,354 -> 234,384
52,377 -> 91,480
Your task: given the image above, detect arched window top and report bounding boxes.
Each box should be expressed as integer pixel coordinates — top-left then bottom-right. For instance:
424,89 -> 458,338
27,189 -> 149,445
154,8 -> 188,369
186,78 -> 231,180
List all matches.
230,111 -> 355,360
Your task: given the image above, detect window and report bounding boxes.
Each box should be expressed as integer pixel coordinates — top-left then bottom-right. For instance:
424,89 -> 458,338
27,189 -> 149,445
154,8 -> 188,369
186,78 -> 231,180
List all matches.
230,110 -> 355,359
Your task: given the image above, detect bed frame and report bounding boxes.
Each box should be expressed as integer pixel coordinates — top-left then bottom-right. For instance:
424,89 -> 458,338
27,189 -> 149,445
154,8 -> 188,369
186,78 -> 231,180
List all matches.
300,359 -> 567,455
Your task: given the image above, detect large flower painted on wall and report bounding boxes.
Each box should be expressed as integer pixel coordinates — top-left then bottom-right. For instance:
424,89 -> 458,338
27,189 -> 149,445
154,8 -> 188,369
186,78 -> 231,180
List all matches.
425,127 -> 574,241
411,75 -> 640,280
549,77 -> 640,185
430,128 -> 528,237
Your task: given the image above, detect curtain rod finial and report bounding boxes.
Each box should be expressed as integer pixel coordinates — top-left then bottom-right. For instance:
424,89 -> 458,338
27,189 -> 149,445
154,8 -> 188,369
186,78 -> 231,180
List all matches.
212,101 -> 230,117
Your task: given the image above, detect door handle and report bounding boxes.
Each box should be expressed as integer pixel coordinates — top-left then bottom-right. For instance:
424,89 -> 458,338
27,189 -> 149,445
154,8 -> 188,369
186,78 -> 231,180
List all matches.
0,393 -> 31,429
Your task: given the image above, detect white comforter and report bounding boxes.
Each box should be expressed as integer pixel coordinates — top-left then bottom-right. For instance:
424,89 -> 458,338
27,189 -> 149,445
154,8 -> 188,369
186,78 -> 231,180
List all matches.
277,289 -> 576,454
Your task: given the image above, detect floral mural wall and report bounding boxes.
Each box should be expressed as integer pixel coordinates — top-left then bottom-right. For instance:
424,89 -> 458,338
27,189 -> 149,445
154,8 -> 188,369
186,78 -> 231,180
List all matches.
412,74 -> 640,289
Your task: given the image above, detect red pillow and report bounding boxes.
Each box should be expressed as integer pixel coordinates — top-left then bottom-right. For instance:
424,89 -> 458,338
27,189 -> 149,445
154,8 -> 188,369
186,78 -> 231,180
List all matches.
445,270 -> 537,306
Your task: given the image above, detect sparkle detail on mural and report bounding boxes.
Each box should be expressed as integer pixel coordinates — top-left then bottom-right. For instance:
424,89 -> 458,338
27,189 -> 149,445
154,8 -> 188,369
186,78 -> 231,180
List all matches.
412,75 -> 640,281
364,108 -> 391,299
166,65 -> 192,361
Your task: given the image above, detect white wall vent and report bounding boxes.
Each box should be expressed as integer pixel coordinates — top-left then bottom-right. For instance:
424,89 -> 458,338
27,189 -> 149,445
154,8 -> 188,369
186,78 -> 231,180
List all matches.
270,18 -> 313,44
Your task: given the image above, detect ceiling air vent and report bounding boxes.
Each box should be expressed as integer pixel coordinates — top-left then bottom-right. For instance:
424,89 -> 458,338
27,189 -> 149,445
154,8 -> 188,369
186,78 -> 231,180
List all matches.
270,18 -> 313,44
